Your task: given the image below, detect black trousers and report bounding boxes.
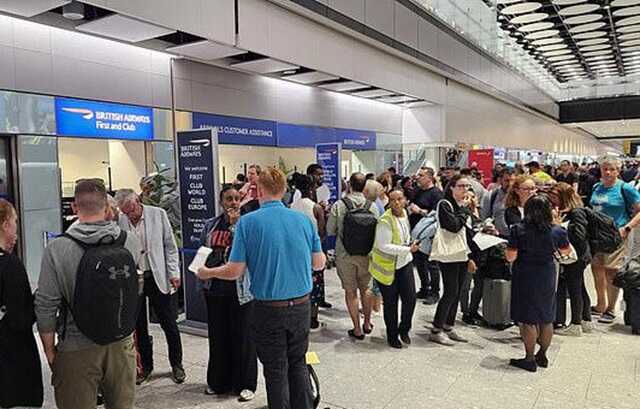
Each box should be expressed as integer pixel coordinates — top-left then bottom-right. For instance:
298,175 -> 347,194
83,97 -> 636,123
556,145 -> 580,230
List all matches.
204,293 -> 257,394
433,262 -> 467,330
376,262 -> 417,340
414,252 -> 441,294
252,300 -> 313,409
556,261 -> 591,326
460,272 -> 483,317
136,276 -> 183,370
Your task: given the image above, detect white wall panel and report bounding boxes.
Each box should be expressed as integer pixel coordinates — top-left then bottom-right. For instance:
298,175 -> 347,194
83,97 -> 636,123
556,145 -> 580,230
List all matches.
328,0 -> 365,22
394,2 -> 418,49
237,0 -> 446,105
365,0 -> 394,38
13,19 -> 50,53
402,105 -> 444,144
417,19 -> 438,57
14,49 -> 53,94
0,45 -> 15,90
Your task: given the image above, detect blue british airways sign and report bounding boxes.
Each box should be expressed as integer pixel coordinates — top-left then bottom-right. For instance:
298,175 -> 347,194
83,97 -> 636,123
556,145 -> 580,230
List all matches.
192,112 -> 276,146
55,97 -> 154,140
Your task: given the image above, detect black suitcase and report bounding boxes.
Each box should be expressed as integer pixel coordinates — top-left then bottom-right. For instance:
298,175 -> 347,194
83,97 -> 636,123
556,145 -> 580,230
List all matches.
624,288 -> 640,335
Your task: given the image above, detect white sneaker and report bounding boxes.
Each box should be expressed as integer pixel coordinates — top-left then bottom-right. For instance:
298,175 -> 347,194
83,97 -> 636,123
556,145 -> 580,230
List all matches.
581,321 -> 595,334
555,324 -> 582,337
239,389 -> 255,402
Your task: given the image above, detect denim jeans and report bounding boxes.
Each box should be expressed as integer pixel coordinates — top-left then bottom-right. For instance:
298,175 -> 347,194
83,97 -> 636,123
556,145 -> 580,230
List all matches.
251,300 -> 313,409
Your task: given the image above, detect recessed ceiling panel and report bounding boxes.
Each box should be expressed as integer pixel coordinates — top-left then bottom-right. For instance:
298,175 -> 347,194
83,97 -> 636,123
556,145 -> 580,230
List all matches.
532,37 -> 565,45
511,13 -> 549,24
165,40 -> 246,60
525,29 -> 559,39
230,58 -> 299,74
617,15 -> 640,26
572,30 -> 607,39
518,21 -> 554,32
580,44 -> 612,52
501,2 -> 542,14
563,14 -> 602,25
569,21 -> 606,33
613,6 -> 640,16
612,0 -> 640,7
318,81 -> 369,92
351,89 -> 396,98
282,71 -> 339,84
0,0 -> 70,17
76,14 -> 176,43
558,4 -> 600,15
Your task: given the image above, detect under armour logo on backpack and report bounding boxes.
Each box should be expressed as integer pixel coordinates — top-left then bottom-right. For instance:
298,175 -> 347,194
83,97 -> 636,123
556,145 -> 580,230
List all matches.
108,265 -> 131,280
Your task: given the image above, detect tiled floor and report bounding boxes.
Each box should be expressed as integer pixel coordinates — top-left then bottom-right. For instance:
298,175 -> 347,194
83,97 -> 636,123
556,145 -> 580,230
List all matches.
40,268 -> 640,409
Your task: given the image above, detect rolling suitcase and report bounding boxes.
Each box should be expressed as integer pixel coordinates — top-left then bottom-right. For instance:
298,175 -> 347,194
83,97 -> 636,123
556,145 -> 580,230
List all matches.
623,288 -> 640,335
482,279 -> 512,330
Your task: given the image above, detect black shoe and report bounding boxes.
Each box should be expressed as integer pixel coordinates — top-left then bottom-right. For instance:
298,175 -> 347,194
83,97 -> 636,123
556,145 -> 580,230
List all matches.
462,314 -> 477,326
136,368 -> 152,385
97,394 -> 104,406
172,365 -> 186,384
362,323 -> 374,335
310,318 -> 320,330
535,352 -> 549,368
319,301 -> 332,309
400,333 -> 411,345
416,289 -> 428,299
388,338 -> 402,349
348,329 -> 365,340
509,358 -> 537,373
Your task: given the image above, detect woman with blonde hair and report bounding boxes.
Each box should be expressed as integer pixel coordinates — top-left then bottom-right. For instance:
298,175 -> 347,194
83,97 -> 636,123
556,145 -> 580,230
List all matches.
547,183 -> 594,336
504,175 -> 537,230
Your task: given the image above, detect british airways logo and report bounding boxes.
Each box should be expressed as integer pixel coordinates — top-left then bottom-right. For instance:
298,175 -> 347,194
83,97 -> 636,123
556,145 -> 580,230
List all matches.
61,107 -> 94,120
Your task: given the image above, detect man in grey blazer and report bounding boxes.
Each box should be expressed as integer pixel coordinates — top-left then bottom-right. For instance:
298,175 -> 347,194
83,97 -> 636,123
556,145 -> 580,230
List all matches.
115,189 -> 185,385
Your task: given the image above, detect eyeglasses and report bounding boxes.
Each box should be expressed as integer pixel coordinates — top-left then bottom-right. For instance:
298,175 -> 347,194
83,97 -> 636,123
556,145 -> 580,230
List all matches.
455,184 -> 472,189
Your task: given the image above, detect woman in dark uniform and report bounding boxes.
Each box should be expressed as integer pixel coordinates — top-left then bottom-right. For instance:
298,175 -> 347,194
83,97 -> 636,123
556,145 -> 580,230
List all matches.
199,186 -> 257,402
506,195 -> 570,372
0,199 -> 43,408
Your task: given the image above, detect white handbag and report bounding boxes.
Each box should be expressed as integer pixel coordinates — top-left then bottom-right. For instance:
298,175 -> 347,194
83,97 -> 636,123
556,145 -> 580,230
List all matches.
429,200 -> 471,263
555,242 -> 579,265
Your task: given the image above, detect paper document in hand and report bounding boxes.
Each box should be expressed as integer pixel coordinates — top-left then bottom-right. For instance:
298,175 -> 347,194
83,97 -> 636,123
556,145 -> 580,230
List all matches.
188,246 -> 213,274
473,233 -> 507,251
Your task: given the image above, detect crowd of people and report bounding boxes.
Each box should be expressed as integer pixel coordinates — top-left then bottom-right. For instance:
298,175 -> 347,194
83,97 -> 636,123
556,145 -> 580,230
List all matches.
1,155 -> 639,409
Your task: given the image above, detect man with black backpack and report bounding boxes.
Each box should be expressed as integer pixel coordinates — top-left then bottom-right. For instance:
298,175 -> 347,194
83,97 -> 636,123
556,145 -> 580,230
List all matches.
35,179 -> 142,409
327,172 -> 379,340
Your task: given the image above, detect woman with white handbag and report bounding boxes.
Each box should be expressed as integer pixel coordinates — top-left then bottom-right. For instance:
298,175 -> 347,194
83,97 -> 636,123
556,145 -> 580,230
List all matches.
429,174 -> 477,345
548,183 -> 595,336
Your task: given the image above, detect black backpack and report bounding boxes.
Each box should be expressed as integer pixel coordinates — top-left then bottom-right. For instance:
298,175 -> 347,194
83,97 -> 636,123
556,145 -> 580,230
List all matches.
341,198 -> 378,256
582,208 -> 623,255
63,232 -> 138,345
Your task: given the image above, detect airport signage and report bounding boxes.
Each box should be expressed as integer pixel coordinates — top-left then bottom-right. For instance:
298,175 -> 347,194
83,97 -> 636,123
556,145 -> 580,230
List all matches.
192,112 -> 277,146
55,97 -> 153,140
316,143 -> 342,204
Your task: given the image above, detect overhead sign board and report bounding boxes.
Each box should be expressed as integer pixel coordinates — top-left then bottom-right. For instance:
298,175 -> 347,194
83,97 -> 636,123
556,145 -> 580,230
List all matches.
55,97 -> 153,140
192,112 -> 277,146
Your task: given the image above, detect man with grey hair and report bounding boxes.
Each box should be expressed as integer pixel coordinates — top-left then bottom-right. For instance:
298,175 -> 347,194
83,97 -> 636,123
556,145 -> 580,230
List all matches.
115,188 -> 184,384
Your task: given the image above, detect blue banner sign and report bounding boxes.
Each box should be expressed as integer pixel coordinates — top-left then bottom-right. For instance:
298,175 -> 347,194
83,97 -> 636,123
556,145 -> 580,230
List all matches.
336,128 -> 376,150
316,143 -> 342,204
192,112 -> 276,146
177,129 -> 218,250
55,97 -> 153,140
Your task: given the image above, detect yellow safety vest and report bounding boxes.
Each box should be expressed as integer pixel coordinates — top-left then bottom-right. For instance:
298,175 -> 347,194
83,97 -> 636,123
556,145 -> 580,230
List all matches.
369,209 -> 402,286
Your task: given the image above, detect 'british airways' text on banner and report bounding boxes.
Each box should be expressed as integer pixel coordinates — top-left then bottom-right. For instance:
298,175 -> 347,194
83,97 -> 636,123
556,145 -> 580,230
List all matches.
55,97 -> 153,140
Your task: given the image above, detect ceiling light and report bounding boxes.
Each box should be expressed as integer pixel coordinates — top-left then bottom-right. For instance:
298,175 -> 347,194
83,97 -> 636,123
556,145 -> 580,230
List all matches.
501,2 -> 543,15
231,58 -> 299,73
572,30 -> 607,39
569,22 -> 607,33
613,5 -> 640,16
617,15 -> 640,26
165,40 -> 246,60
510,13 -> 549,24
351,89 -> 396,98
318,81 -> 369,92
62,1 -> 84,20
518,21 -> 554,32
612,0 -> 640,7
618,24 -> 640,33
525,29 -> 559,39
559,3 -> 600,15
552,0 -> 589,5
564,14 -> 603,26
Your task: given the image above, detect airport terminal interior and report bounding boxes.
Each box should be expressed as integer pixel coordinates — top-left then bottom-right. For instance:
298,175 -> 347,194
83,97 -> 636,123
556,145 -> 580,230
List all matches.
0,0 -> 639,408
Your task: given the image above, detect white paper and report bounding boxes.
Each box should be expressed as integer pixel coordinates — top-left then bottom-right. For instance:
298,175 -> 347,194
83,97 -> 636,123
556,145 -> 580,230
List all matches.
473,233 -> 508,251
188,246 -> 213,274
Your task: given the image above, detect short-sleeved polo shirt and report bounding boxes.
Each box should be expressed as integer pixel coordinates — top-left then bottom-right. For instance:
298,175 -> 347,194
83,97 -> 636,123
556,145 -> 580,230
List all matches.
229,200 -> 322,301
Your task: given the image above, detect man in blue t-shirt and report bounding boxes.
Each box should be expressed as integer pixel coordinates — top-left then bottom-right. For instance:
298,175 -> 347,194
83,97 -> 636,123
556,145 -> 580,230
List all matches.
197,167 -> 325,409
590,157 -> 640,324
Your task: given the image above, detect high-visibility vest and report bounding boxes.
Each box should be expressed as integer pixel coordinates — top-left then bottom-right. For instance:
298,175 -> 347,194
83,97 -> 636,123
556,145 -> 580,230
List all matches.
369,209 -> 401,285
